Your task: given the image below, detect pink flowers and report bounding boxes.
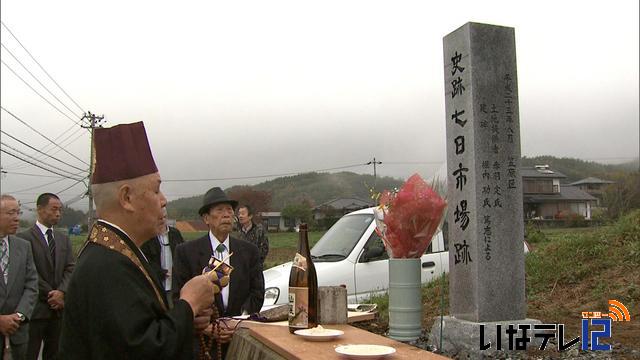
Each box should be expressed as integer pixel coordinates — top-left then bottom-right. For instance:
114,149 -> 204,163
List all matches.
375,174 -> 447,258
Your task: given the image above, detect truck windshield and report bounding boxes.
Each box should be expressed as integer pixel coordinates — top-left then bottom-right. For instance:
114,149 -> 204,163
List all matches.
311,214 -> 374,261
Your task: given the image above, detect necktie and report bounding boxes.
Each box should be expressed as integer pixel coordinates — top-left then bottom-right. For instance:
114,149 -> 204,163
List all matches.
214,243 -> 227,311
215,243 -> 226,258
46,229 -> 56,266
0,238 -> 8,284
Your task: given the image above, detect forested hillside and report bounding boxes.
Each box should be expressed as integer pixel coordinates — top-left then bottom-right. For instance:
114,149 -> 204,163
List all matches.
521,156 -> 637,183
167,156 -> 638,220
251,172 -> 402,210
166,171 -> 403,219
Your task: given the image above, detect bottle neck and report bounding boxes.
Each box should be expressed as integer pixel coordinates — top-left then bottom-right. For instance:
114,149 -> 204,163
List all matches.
297,224 -> 310,256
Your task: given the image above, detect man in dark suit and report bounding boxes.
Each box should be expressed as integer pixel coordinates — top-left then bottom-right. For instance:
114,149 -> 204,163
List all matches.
141,209 -> 184,308
18,193 -> 75,360
0,194 -> 38,360
173,187 -> 264,355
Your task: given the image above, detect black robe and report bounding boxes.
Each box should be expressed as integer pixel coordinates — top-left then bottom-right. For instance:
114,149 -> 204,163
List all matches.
58,221 -> 194,359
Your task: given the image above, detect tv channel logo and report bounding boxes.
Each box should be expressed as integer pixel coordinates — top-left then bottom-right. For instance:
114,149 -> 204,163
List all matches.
479,299 -> 631,352
581,299 -> 631,351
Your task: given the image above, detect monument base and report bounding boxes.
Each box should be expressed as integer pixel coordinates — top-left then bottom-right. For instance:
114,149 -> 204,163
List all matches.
428,316 -> 544,358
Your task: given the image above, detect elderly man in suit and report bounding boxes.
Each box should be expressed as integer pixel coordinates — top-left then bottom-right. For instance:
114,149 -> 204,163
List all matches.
0,194 -> 38,360
141,208 -> 184,308
18,192 -> 75,360
173,187 -> 264,356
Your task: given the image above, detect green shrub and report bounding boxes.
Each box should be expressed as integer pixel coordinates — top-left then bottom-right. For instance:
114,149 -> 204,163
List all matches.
525,221 -> 547,244
566,213 -> 587,228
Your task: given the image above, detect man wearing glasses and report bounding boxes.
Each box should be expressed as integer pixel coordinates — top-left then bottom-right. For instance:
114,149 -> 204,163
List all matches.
0,195 -> 38,360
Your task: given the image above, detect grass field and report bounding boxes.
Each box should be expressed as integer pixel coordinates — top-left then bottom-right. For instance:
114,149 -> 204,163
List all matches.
71,230 -> 326,269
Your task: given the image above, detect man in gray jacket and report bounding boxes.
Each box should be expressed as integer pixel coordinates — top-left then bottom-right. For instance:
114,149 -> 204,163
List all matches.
0,194 -> 38,360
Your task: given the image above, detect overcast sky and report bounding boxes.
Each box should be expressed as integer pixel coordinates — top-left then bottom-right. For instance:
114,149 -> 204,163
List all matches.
1,0 -> 638,211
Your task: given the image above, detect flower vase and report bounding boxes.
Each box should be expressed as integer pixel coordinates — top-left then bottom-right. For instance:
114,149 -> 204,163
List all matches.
388,258 -> 422,342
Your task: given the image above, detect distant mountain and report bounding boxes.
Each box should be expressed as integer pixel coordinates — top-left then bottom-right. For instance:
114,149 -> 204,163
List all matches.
166,195 -> 204,220
521,156 -> 637,183
250,171 -> 402,210
167,156 -> 638,220
166,171 -> 403,220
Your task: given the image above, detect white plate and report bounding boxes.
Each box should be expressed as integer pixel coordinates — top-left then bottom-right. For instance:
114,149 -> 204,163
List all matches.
335,344 -> 396,359
294,328 -> 344,341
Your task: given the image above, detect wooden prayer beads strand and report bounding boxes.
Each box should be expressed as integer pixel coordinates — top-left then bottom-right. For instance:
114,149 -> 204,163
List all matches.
199,255 -> 232,360
198,304 -> 222,360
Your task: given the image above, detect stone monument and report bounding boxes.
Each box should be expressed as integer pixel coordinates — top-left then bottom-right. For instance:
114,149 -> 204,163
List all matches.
428,22 -> 540,355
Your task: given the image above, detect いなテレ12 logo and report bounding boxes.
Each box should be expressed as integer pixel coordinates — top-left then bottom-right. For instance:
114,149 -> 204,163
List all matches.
581,299 -> 631,351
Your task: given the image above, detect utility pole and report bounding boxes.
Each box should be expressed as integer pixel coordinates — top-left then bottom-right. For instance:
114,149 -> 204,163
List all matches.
366,157 -> 382,188
81,111 -> 105,227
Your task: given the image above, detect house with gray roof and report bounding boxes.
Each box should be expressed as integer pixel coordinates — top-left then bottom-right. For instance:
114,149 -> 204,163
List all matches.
522,165 -> 597,219
569,177 -> 615,206
312,197 -> 373,221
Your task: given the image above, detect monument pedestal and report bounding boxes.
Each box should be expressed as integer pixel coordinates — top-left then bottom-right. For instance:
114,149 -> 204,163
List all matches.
428,316 -> 543,357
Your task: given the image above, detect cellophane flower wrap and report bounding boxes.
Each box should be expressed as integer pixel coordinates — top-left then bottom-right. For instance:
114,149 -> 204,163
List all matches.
374,173 -> 447,258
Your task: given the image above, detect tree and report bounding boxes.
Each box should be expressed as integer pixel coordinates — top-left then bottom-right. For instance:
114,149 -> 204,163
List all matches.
227,186 -> 272,220
59,206 -> 87,227
281,200 -> 314,227
602,172 -> 640,220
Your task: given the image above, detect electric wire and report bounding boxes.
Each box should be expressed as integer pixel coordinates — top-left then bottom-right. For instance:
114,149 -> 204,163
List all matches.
0,148 -> 84,181
1,43 -> 82,119
0,170 -> 67,179
8,176 -> 68,193
162,163 -> 367,182
1,130 -> 87,172
384,161 -> 444,165
1,21 -> 86,114
6,126 -> 88,171
0,106 -> 89,166
56,177 -> 88,195
63,193 -> 86,206
1,60 -> 87,127
0,141 -> 86,178
0,121 -> 83,169
36,127 -> 87,163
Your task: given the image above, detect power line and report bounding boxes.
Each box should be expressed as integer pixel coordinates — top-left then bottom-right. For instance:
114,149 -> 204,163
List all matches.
384,161 -> 444,165
0,170 -> 67,179
0,148 -> 84,181
1,42 -> 82,119
6,126 -> 88,171
1,130 -> 87,172
1,21 -> 86,114
7,176 -> 68,193
0,141 -> 86,179
0,121 -> 82,169
1,106 -> 89,166
1,59 -> 87,127
56,177 -> 87,195
163,163 -> 367,182
36,127 -> 87,162
64,193 -> 86,206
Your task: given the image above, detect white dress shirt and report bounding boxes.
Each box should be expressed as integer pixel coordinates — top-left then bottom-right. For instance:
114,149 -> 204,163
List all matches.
36,220 -> 53,246
208,231 -> 230,308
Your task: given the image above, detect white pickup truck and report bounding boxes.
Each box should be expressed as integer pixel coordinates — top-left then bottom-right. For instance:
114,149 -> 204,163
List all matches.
262,207 -> 450,308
